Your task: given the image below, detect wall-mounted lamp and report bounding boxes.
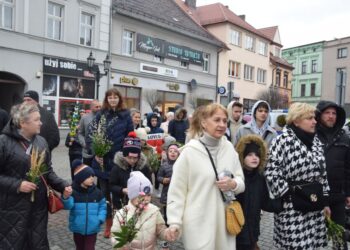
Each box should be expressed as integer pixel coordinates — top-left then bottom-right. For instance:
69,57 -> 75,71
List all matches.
36,71 -> 42,79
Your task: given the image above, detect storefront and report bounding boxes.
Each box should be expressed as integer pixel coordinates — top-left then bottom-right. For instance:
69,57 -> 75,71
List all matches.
113,71 -> 186,115
42,56 -> 97,127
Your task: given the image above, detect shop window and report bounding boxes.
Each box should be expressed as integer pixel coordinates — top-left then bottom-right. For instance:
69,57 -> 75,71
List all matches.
59,76 -> 95,99
43,75 -> 58,96
114,85 -> 140,110
157,91 -> 184,114
59,99 -> 92,128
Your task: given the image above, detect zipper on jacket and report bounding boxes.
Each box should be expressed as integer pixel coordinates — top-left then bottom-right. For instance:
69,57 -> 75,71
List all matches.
85,193 -> 89,235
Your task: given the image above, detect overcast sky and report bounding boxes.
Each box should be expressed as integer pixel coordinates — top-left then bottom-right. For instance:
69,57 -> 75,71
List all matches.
196,0 -> 350,49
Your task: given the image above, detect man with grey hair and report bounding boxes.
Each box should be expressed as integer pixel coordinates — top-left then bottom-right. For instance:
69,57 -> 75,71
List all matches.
23,90 -> 60,152
78,100 -> 101,166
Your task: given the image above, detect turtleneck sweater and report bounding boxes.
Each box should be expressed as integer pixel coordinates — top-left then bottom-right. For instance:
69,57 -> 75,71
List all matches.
199,132 -> 220,165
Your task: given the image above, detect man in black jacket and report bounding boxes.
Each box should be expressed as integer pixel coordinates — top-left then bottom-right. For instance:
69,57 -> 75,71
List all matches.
316,100 -> 350,249
23,90 -> 60,151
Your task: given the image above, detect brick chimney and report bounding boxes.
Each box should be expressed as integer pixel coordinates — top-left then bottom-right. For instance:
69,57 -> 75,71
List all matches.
238,15 -> 246,21
185,0 -> 196,8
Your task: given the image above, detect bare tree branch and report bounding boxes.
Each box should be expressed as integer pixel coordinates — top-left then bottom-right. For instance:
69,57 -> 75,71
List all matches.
144,89 -> 161,111
256,87 -> 288,109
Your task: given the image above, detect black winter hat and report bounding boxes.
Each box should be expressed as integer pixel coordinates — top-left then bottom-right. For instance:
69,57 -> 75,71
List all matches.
71,159 -> 95,185
243,142 -> 260,159
23,90 -> 39,103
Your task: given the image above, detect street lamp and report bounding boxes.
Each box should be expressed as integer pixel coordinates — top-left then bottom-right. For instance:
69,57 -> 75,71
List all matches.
86,51 -> 111,99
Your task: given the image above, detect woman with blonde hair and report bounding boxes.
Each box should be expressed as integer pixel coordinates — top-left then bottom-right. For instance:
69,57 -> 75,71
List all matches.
166,103 -> 245,249
185,105 -> 205,143
0,103 -> 71,249
265,102 -> 330,249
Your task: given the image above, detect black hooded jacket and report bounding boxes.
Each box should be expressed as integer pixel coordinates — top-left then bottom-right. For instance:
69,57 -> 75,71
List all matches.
316,101 -> 350,202
0,120 -> 68,249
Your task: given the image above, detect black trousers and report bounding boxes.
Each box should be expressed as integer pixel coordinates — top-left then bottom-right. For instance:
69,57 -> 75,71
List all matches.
330,200 -> 348,250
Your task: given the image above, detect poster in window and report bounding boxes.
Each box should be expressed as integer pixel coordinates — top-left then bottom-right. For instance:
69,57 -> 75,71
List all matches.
60,77 -> 95,99
43,75 -> 57,96
42,99 -> 56,115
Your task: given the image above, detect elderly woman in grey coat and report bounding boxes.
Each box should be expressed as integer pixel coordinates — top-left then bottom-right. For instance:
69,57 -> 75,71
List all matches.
0,103 -> 72,249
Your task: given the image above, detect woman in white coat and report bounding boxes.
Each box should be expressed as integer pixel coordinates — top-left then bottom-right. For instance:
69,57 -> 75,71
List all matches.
166,103 -> 245,250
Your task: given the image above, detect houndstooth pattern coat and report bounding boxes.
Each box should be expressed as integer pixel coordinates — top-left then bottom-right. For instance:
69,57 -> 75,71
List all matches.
265,126 -> 330,249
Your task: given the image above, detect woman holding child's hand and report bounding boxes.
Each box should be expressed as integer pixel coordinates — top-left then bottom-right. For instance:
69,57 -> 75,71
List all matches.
166,104 -> 245,249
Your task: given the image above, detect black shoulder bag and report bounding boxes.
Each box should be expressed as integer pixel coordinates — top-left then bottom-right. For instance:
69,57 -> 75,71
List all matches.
289,165 -> 326,213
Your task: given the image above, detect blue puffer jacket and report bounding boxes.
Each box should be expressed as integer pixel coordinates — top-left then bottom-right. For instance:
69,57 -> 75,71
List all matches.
87,108 -> 134,179
62,183 -> 107,235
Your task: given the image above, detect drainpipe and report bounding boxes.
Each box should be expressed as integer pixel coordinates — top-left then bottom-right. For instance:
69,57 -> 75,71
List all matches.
215,48 -> 223,102
107,0 -> 113,89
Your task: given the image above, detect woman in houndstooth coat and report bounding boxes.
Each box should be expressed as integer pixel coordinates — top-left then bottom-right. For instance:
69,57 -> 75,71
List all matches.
265,102 -> 330,249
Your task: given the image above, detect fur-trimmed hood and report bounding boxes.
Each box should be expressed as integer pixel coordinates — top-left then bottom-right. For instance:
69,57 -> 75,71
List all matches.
235,134 -> 267,172
174,107 -> 187,121
113,151 -> 148,171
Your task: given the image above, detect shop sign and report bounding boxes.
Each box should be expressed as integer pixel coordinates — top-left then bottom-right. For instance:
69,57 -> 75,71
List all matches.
218,86 -> 226,95
140,63 -> 178,78
136,34 -> 163,56
136,33 -> 203,65
43,56 -> 96,78
165,42 -> 203,65
166,83 -> 180,91
119,76 -> 139,85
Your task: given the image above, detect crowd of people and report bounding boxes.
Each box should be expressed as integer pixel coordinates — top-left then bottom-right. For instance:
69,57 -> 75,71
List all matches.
0,87 -> 350,250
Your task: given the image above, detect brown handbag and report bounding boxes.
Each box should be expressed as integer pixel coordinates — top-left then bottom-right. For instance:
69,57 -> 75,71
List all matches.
41,176 -> 64,213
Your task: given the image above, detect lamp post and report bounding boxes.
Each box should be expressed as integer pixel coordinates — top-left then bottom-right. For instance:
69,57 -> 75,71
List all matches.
87,51 -> 111,99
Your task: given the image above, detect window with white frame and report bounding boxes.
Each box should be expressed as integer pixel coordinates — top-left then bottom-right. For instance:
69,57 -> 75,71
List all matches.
311,60 -> 317,73
47,2 -> 64,40
337,48 -> 347,59
245,35 -> 254,51
228,61 -> 240,78
122,30 -> 134,56
230,29 -> 241,46
244,65 -> 254,81
80,12 -> 94,46
257,68 -> 266,83
301,61 -> 307,74
203,53 -> 210,72
0,0 -> 13,29
258,41 -> 267,56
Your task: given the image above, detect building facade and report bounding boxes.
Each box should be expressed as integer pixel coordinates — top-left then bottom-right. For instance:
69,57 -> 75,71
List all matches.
111,0 -> 223,115
177,1 -> 292,111
282,42 -> 324,106
0,0 -> 111,127
322,36 -> 350,115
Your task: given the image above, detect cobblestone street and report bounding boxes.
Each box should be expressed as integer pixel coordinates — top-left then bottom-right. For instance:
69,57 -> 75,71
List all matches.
48,142 -> 341,250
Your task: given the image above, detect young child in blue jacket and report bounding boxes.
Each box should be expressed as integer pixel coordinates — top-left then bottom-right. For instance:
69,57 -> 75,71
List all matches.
62,159 -> 107,250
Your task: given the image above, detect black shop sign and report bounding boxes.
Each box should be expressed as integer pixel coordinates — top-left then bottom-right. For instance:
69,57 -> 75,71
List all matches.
43,57 -> 96,78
